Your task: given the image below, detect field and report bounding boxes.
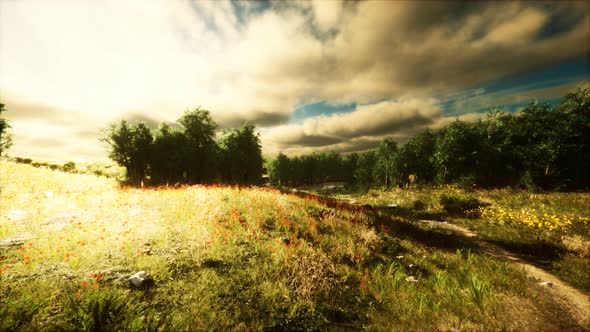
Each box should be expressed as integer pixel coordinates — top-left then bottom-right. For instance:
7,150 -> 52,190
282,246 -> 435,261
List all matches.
1,161 -> 589,331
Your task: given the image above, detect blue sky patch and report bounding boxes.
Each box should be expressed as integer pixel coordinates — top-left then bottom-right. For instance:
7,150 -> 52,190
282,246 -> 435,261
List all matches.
441,57 -> 589,116
290,101 -> 356,123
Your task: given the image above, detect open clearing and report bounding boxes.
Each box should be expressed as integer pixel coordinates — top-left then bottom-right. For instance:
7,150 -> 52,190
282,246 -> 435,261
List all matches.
1,161 -> 589,331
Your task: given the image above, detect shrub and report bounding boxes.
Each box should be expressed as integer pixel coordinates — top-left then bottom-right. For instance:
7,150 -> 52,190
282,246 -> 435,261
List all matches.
440,194 -> 488,216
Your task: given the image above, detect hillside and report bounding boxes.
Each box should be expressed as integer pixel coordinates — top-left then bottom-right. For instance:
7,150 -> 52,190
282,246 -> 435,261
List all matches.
0,161 -> 588,331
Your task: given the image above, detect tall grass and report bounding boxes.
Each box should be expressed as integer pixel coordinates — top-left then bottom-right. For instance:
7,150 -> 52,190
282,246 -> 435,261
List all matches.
0,161 -> 582,330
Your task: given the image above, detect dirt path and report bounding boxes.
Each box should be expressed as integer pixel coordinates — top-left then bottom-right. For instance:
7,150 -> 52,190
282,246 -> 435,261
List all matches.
418,219 -> 590,329
286,190 -> 589,329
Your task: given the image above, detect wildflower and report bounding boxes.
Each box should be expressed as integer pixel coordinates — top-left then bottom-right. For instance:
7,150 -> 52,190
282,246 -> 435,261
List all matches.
81,281 -> 87,287
97,275 -> 103,281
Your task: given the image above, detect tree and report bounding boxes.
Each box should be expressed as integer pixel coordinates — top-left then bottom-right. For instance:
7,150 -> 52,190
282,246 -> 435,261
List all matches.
477,111 -> 521,187
268,152 -> 291,186
0,103 -> 13,157
374,138 -> 398,188
219,123 -> 263,185
129,123 -> 153,182
355,150 -> 377,186
101,120 -> 153,183
513,101 -> 562,189
101,120 -> 134,177
433,120 -> 484,184
554,88 -> 590,189
178,109 -> 218,183
396,129 -> 437,185
149,123 -> 189,184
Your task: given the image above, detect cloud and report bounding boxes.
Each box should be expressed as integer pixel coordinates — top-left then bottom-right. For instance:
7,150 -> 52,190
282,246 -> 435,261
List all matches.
311,0 -> 343,33
0,0 -> 588,161
6,119 -> 107,163
262,98 -> 446,155
127,113 -> 161,129
447,79 -> 590,115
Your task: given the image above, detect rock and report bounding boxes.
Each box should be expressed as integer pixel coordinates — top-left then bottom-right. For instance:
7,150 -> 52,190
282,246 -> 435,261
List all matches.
405,276 -> 418,283
538,281 -> 554,287
41,216 -> 73,230
142,249 -> 151,256
0,232 -> 36,249
128,271 -> 154,289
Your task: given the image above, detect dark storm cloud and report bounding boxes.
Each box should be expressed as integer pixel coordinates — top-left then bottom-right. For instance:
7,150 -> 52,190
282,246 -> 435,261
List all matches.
264,98 -> 442,150
284,134 -> 342,148
2,98 -> 98,127
216,110 -> 291,128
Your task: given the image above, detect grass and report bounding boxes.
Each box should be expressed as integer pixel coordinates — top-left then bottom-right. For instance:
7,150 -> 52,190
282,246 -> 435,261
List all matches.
335,186 -> 590,292
0,161 -> 587,331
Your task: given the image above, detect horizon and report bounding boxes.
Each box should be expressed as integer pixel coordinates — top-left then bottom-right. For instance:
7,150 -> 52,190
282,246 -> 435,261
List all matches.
1,0 -> 589,163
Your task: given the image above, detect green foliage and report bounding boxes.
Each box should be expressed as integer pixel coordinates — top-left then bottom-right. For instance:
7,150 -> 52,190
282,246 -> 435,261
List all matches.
62,161 -> 76,172
100,108 -> 264,186
178,108 -> 218,183
355,151 -> 377,186
149,123 -> 188,184
433,120 -> 483,184
219,124 -> 263,185
374,138 -> 398,188
268,152 -> 290,186
0,103 -> 14,157
2,163 -> 587,330
268,88 -> 590,191
396,129 -> 437,184
440,194 -> 488,216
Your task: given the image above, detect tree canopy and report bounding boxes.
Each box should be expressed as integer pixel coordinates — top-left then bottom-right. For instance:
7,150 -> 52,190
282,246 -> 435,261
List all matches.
0,103 -> 13,157
267,88 -> 590,191
101,109 -> 264,186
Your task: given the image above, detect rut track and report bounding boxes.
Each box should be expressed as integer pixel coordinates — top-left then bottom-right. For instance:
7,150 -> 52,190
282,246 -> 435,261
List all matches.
287,189 -> 590,330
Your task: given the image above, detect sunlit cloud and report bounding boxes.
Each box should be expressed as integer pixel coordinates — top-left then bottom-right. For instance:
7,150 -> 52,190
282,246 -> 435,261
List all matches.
0,0 -> 588,161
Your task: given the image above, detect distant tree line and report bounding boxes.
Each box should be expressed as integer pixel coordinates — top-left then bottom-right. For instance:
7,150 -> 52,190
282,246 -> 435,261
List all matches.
267,88 -> 590,191
101,108 -> 263,186
0,103 -> 13,157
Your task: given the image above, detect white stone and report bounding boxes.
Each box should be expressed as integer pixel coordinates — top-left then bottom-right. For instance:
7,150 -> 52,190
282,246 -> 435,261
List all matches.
128,271 -> 153,288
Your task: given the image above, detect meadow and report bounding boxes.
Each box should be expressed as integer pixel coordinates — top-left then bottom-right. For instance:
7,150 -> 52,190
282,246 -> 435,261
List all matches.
1,161 -> 589,331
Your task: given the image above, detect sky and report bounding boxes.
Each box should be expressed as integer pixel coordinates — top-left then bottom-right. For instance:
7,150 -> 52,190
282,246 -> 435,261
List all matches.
0,0 -> 589,163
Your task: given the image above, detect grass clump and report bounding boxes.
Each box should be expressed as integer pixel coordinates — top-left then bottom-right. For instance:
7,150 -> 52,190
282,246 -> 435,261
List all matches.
439,194 -> 489,217
1,161 -> 587,330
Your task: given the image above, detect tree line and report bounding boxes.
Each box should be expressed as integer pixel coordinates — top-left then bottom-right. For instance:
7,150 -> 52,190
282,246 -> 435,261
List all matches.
0,103 -> 13,156
101,109 -> 263,186
267,88 -> 590,191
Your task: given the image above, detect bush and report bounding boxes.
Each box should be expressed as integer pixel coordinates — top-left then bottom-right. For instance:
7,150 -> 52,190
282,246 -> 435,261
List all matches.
440,194 -> 489,216
412,200 -> 427,211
